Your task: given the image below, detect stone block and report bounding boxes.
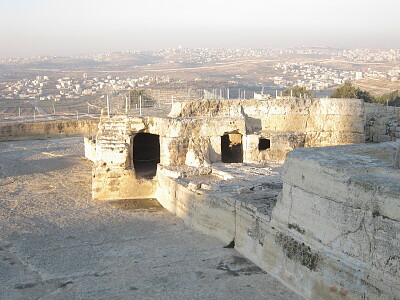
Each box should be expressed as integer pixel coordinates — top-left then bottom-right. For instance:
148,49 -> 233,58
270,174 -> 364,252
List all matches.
395,140 -> 400,169
378,134 -> 392,142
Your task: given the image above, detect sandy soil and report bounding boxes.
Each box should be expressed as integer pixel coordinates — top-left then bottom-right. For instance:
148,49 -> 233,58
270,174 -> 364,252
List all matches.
0,137 -> 302,300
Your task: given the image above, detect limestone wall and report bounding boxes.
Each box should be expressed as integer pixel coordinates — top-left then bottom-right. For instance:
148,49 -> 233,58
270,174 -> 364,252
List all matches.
91,116 -> 158,200
91,115 -> 247,200
84,137 -> 96,162
364,103 -> 400,142
169,98 -> 365,161
155,143 -> 400,299
170,98 -> 364,129
88,99 -> 399,298
271,143 -> 400,299
156,166 -> 236,245
0,120 -> 99,141
244,133 -> 306,164
90,98 -> 365,200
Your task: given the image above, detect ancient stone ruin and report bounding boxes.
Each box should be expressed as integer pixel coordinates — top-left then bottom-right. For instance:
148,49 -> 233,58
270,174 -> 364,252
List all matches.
85,97 -> 399,299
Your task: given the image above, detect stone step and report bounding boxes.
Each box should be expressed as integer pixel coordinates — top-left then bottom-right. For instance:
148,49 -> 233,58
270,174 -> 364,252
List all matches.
98,132 -> 127,137
97,143 -> 126,149
98,138 -> 125,142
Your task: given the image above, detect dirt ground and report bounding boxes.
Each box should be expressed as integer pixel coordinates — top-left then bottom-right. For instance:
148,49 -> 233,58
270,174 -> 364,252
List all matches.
0,137 -> 302,300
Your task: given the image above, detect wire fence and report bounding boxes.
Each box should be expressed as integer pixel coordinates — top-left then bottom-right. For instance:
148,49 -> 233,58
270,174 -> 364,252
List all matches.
0,87 -> 267,124
0,99 -> 102,124
0,94 -> 172,124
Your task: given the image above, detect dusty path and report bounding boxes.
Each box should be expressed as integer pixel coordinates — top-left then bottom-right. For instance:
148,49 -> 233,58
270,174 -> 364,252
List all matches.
0,137 -> 302,300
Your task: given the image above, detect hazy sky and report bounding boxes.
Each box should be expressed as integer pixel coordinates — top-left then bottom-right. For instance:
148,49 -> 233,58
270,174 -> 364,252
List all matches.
1,0 -> 399,57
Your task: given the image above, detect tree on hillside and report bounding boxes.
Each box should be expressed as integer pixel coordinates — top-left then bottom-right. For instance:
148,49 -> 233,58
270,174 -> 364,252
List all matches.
376,90 -> 400,106
331,82 -> 374,102
283,85 -> 315,98
331,82 -> 357,98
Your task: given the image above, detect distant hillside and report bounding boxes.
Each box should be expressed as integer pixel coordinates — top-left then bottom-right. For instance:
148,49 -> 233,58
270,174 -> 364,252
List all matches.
352,78 -> 400,96
0,53 -> 163,72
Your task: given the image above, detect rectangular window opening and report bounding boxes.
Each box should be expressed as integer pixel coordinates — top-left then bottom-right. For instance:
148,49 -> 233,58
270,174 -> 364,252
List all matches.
259,138 -> 271,150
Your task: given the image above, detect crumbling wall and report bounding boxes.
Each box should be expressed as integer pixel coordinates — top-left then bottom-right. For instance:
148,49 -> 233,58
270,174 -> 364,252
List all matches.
244,133 -> 306,164
155,142 -> 400,299
169,98 -> 365,162
395,140 -> 400,169
91,116 -> 157,200
270,142 -> 400,299
84,137 -> 96,162
91,115 -> 246,200
0,120 -> 99,141
90,98 -> 365,200
88,98 -> 399,298
156,166 -> 236,245
364,103 -> 400,142
155,117 -> 246,167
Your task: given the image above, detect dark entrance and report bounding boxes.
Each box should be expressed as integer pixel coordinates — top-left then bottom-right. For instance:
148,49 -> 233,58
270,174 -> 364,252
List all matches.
258,138 -> 271,150
221,133 -> 243,163
133,133 -> 160,179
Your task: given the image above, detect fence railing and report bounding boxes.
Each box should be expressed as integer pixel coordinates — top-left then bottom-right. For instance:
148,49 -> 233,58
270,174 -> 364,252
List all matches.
0,88 -> 264,123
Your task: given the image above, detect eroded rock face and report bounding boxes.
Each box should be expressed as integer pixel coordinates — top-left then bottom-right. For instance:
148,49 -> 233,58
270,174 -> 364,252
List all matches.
0,120 -> 99,141
154,142 -> 400,299
364,103 -> 400,142
395,139 -> 400,169
86,98 -> 400,299
271,142 -> 400,299
88,98 -> 365,200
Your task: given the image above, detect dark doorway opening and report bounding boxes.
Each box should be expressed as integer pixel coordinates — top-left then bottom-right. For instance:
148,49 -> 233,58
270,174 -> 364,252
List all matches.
258,138 -> 271,150
133,133 -> 160,179
221,133 -> 243,163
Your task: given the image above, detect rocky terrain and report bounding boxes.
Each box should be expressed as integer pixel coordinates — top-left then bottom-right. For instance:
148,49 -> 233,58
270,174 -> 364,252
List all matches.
0,137 -> 302,299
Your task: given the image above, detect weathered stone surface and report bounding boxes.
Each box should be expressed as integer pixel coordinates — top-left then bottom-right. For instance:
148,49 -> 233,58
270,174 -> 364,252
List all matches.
0,138 -> 302,300
364,103 -> 400,142
378,134 -> 393,142
0,120 -> 99,141
92,167 -> 157,200
84,137 -> 96,162
86,98 -> 400,299
395,139 -> 400,169
271,142 -> 400,299
154,143 -> 400,299
244,133 -> 307,164
185,137 -> 212,167
4,97 -> 400,299
89,98 -> 365,200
